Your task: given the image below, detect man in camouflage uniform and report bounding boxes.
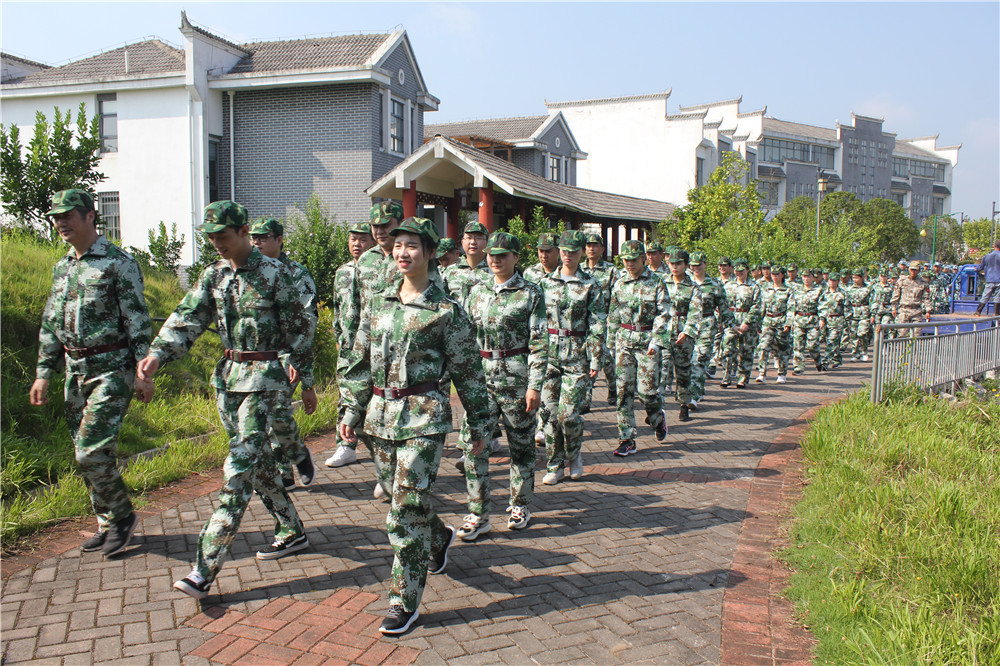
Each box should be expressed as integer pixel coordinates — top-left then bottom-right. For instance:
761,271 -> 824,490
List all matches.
645,242 -> 673,396
326,221 -> 374,468
539,230 -> 605,484
844,268 -> 875,361
607,241 -> 670,456
789,269 -> 824,374
818,271 -> 848,368
435,237 -> 460,269
645,241 -> 669,277
890,260 -> 932,337
457,232 -> 547,539
584,232 -> 619,407
30,189 -> 151,558
522,232 -> 560,285
871,268 -> 895,331
688,251 -> 734,405
138,201 -> 315,599
720,260 -> 762,388
930,263 -> 950,313
339,217 -> 490,635
708,256 -> 736,375
443,221 -> 492,310
662,249 -> 703,421
755,266 -> 794,383
249,218 -> 318,488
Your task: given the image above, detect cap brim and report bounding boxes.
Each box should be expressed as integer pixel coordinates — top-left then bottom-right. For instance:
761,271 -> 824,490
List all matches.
619,253 -> 642,260
198,222 -> 231,233
45,205 -> 76,216
558,244 -> 582,251
487,248 -> 514,255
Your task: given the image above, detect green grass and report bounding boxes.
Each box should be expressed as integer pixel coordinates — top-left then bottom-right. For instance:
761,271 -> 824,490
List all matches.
1,233 -> 340,551
782,386 -> 1000,665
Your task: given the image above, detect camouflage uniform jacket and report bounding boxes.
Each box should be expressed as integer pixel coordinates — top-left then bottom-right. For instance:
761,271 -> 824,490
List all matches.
845,284 -> 875,319
149,248 -> 316,390
663,276 -> 705,339
818,287 -> 847,321
652,264 -> 670,282
607,268 -> 670,349
522,263 -> 552,285
586,259 -> 619,306
278,252 -> 318,368
332,260 -> 357,350
539,268 -> 606,372
890,276 -> 932,314
693,276 -> 735,333
760,285 -> 794,330
466,274 -> 548,391
340,280 -> 491,442
728,281 -> 763,328
790,285 -> 824,324
871,282 -> 894,318
443,257 -> 491,310
37,236 -> 151,379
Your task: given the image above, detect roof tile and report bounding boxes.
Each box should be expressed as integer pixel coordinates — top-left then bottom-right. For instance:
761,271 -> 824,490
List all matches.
227,34 -> 389,74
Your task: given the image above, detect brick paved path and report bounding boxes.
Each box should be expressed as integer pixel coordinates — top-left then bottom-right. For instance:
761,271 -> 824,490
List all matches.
1,365 -> 869,665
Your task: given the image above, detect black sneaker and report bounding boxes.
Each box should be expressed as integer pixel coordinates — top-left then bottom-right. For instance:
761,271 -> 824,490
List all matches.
613,440 -> 636,457
81,531 -> 107,552
295,450 -> 315,487
379,605 -> 419,635
256,533 -> 309,560
173,571 -> 211,600
815,361 -> 825,372
282,475 -> 296,491
103,513 -> 138,557
720,380 -> 730,388
607,391 -> 618,406
428,525 -> 456,575
655,419 -> 668,442
679,404 -> 691,422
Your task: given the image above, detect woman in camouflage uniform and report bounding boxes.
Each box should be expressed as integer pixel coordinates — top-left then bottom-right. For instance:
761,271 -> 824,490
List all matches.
754,266 -> 794,384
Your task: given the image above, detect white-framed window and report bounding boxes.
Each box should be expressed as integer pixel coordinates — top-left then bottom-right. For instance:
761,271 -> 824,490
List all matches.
549,156 -> 561,182
98,93 -> 117,153
98,192 -> 120,241
390,99 -> 405,153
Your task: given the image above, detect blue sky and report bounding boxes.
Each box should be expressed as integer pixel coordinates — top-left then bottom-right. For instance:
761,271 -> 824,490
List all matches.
2,1 -> 997,218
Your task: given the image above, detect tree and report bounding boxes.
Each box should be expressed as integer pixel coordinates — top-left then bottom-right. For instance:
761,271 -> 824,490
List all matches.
0,104 -> 104,234
283,194 -> 351,304
920,215 -> 964,264
855,198 -> 920,262
962,217 -> 994,262
505,205 -> 565,268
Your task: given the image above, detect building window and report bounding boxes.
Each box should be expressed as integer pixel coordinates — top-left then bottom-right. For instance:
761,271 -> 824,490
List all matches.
891,191 -> 906,207
932,197 -> 945,216
695,157 -> 705,186
208,139 -> 220,203
98,93 -> 117,153
549,156 -> 561,182
98,192 -> 120,241
390,99 -> 404,153
757,180 -> 779,207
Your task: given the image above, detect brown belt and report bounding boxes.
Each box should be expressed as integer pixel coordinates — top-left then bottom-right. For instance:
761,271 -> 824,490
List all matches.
373,382 -> 439,399
480,347 -> 529,359
548,328 -> 585,337
733,308 -> 750,313
224,349 -> 279,362
765,312 -> 783,317
64,340 -> 128,360
621,324 -> 653,332
794,311 -> 816,316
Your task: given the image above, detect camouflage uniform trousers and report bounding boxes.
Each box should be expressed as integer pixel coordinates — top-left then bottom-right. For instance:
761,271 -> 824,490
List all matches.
65,368 -> 135,531
893,308 -> 925,338
821,318 -> 845,367
756,323 -> 791,376
541,360 -> 590,473
659,348 -> 675,397
849,315 -> 873,358
196,390 -> 304,583
614,343 -> 664,441
709,327 -> 724,374
268,383 -> 311,482
721,329 -> 759,386
689,320 -> 719,403
458,385 -> 537,515
584,344 -> 618,408
661,336 -> 695,404
369,433 -> 452,613
791,318 -> 821,373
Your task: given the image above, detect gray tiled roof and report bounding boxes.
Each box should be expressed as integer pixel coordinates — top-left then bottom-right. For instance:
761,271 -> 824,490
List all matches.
426,116 -> 549,144
891,179 -> 912,192
7,40 -> 183,85
933,184 -> 951,196
893,140 -> 946,161
227,33 -> 390,74
762,117 -> 837,142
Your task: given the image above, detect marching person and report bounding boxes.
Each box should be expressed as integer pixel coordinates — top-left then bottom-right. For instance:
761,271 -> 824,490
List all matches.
845,268 -> 875,361
523,232 -> 560,285
662,249 -> 703,421
688,251 -> 734,406
435,237 -> 461,269
789,268 -> 825,374
890,260 -> 932,336
583,232 -> 619,409
443,220 -> 492,310
819,271 -> 848,368
720,259 -> 762,388
339,217 -> 490,635
30,189 -> 151,558
755,265 -> 794,384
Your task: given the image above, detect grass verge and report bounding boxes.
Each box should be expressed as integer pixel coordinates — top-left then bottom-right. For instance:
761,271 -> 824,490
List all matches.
782,385 -> 1000,664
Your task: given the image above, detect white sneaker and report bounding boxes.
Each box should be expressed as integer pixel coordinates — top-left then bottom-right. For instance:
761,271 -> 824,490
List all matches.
490,437 -> 502,454
507,506 -> 530,530
325,445 -> 357,468
455,455 -> 466,474
775,375 -> 786,384
570,453 -> 584,480
542,469 -> 565,485
861,354 -> 870,362
755,374 -> 765,383
457,513 -> 491,541
534,430 -> 545,445
373,482 -> 387,499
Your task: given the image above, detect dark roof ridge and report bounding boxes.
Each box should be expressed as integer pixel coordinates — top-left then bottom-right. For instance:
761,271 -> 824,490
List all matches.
1,52 -> 51,69
239,31 -> 392,50
180,11 -> 247,53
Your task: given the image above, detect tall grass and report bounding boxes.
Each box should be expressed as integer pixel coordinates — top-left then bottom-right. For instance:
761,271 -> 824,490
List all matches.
783,387 -> 1000,664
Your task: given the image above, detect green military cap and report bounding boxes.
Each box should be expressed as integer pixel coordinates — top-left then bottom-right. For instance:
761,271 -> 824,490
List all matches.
733,259 -> 749,270
390,217 -> 439,247
46,188 -> 95,216
772,264 -> 788,274
463,221 -> 489,236
370,201 -> 404,225
717,256 -> 733,266
688,251 -> 707,265
199,200 -> 248,232
585,232 -> 603,244
486,231 -> 521,255
348,221 -> 372,235
851,267 -> 864,276
921,270 -> 934,279
880,268 -> 892,277
435,237 -> 457,257
786,262 -> 797,271
557,229 -> 586,251
828,270 -> 841,280
537,232 -> 558,249
668,248 -> 690,263
909,260 -> 922,270
619,240 -> 645,260
750,263 -> 760,272
645,241 -> 664,252
814,268 -> 824,276
250,218 -> 283,237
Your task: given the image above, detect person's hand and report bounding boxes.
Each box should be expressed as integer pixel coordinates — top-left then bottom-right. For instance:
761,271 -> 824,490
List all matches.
676,332 -> 687,345
288,365 -> 300,384
739,323 -> 749,334
782,326 -> 791,334
135,375 -> 155,403
301,387 -> 318,415
525,388 -> 540,413
589,369 -> 599,379
136,355 -> 160,381
339,422 -> 357,443
469,439 -> 485,456
819,321 -> 826,330
29,378 -> 49,406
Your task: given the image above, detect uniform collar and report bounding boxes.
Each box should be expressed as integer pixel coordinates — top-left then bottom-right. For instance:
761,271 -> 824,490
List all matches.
383,279 -> 443,310
68,235 -> 112,260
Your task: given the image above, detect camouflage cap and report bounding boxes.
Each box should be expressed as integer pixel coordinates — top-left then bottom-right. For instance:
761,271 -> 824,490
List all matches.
486,231 -> 521,255
435,237 -> 457,257
463,221 -> 489,237
370,202 -> 403,225
46,189 -> 95,216
619,240 -> 645,260
787,263 -> 798,271
851,267 -> 865,276
390,217 -> 439,247
645,241 -> 664,253
585,232 -> 603,244
760,261 -> 772,270
199,200 -> 248,232
348,221 -> 372,235
828,270 -> 841,280
717,256 -> 733,266
909,260 -> 922,270
668,248 -> 690,264
688,251 -> 707,265
750,264 -> 761,272
557,229 -> 587,251
249,218 -> 283,237
733,259 -> 749,271
537,232 -> 558,249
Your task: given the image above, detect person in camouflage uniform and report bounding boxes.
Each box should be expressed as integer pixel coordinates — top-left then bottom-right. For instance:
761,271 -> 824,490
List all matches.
435,237 -> 461,269
720,260 -> 762,388
607,240 -> 670,456
137,201 -> 315,600
662,249 -> 703,421
818,271 -> 848,368
443,221 -> 492,310
844,268 -> 875,361
930,263 -> 950,313
754,266 -> 794,383
871,268 -> 895,331
789,269 -> 825,374
522,232 -> 560,285
249,218 -> 318,488
538,230 -> 606,484
645,242 -> 673,396
708,256 -> 736,375
339,217 -> 490,635
688,252 -> 735,405
890,261 -> 932,337
325,222 -> 375,468
456,232 -> 547,539
584,232 -> 619,408
30,189 -> 151,558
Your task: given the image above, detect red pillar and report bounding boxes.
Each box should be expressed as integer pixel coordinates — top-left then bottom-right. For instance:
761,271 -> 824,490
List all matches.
479,183 -> 494,232
447,192 -> 460,240
402,180 -> 417,218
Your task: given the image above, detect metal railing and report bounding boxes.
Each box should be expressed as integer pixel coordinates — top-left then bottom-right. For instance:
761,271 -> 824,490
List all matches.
870,316 -> 1000,402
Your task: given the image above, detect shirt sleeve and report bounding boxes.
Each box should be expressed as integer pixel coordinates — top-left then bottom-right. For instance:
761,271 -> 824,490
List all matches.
340,297 -> 373,428
446,304 -> 492,441
35,264 -> 66,380
117,255 -> 152,367
526,287 -> 548,392
586,283 -> 607,373
276,266 -> 316,389
149,267 -> 216,366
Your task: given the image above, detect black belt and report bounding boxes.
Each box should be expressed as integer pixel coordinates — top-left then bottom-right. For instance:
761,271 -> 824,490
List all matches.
548,328 -> 585,337
373,382 -> 439,399
480,347 -> 529,359
224,349 -> 279,362
64,340 -> 128,360
621,324 -> 653,332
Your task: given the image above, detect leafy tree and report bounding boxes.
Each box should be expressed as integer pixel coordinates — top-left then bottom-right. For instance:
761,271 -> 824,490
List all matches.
0,104 -> 104,234
855,198 -> 919,263
962,217 -> 995,262
505,205 -> 565,269
283,194 -> 351,304
186,233 -> 220,284
143,222 -> 185,277
920,215 -> 964,264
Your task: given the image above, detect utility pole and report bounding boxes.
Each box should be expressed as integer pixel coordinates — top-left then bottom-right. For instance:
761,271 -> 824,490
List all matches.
992,201 -> 998,245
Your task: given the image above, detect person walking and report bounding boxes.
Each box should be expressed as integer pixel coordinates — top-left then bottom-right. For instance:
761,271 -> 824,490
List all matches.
720,260 -> 762,388
789,268 -> 824,374
662,249 -> 703,421
973,239 -> 1000,316
890,261 -> 932,336
583,232 -> 619,409
754,265 -> 794,384
688,251 -> 734,406
819,271 -> 848,368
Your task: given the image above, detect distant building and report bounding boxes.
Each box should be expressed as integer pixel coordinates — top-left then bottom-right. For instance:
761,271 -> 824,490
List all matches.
0,12 -> 438,262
